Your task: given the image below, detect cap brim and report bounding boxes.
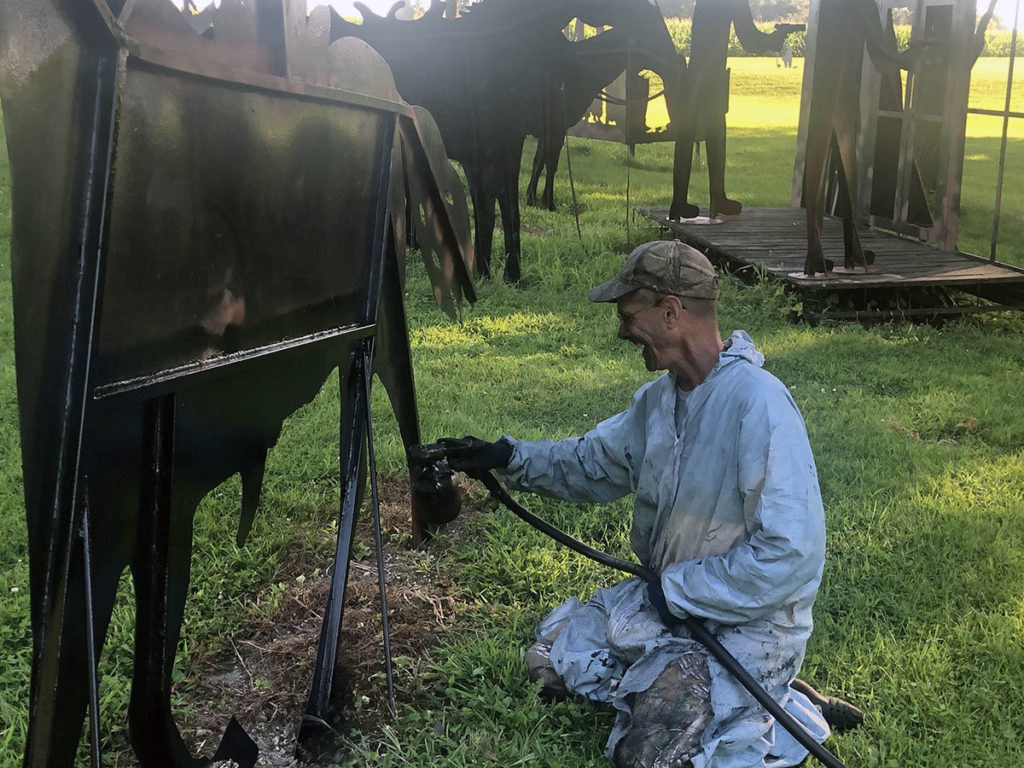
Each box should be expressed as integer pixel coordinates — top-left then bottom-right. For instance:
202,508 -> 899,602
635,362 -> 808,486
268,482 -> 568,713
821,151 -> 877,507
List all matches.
587,277 -> 636,303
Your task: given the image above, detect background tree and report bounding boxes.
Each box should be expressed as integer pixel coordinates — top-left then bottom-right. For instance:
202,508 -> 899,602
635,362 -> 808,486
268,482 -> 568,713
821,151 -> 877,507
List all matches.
660,0 -> 810,20
658,0 -> 694,17
749,0 -> 810,20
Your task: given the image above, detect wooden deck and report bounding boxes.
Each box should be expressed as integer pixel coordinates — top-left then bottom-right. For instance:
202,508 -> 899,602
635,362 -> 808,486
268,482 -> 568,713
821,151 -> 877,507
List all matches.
638,207 -> 1024,317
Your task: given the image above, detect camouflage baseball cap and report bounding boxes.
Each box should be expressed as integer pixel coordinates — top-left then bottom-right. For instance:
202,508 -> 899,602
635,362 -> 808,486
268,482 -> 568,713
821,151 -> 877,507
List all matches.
587,240 -> 719,303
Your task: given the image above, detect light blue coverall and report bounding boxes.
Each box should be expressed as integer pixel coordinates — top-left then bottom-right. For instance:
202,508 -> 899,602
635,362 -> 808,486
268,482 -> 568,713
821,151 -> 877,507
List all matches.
499,331 -> 830,768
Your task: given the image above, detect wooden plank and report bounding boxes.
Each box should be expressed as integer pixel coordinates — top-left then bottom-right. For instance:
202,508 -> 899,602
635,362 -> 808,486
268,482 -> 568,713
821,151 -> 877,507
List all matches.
636,206 -> 1024,306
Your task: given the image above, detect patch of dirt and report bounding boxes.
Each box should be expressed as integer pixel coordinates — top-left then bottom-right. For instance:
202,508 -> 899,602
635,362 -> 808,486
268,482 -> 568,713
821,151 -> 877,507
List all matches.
178,478 -> 481,766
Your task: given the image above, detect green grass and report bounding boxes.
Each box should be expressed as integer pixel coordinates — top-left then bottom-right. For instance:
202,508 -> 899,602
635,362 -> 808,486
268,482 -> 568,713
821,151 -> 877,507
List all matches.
2,59 -> 1024,767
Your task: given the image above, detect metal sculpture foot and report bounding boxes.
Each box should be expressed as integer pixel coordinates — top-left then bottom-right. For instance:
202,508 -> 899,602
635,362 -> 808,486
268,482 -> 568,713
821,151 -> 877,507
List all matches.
669,202 -> 700,221
710,197 -> 742,217
793,256 -> 835,280
843,248 -> 876,270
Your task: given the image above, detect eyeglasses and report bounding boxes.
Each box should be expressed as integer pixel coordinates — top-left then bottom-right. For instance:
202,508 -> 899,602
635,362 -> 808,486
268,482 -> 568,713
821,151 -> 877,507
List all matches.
617,298 -> 663,328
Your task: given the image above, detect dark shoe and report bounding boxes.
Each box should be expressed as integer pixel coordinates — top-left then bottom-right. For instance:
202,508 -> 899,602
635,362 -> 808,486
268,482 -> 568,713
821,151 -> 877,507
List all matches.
791,678 -> 864,732
525,640 -> 567,702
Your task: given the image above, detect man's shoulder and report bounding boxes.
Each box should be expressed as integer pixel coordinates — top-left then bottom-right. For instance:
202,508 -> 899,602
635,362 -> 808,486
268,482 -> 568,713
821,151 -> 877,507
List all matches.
715,357 -> 796,412
631,372 -> 674,404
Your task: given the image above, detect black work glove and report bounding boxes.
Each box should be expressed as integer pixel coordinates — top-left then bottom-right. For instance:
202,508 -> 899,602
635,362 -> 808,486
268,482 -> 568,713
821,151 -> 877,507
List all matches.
438,435 -> 513,474
646,578 -> 679,628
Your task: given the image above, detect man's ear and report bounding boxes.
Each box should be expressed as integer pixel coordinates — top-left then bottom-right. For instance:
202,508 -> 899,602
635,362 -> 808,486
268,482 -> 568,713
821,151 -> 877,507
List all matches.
662,295 -> 685,327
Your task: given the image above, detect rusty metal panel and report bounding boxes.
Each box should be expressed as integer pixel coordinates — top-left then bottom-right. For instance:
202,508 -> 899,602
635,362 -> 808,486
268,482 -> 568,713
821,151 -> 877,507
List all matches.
795,0 -> 985,253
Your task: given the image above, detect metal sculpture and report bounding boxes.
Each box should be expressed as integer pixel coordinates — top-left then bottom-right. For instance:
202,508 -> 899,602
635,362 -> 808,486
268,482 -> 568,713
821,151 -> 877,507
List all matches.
669,0 -> 800,220
0,0 -> 473,765
331,0 -> 683,283
857,0 -> 996,249
525,23 -> 667,211
795,0 -> 920,276
794,0 -> 995,277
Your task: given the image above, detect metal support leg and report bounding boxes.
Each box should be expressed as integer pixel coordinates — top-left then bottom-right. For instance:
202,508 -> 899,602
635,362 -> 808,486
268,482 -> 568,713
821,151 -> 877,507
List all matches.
362,342 -> 396,717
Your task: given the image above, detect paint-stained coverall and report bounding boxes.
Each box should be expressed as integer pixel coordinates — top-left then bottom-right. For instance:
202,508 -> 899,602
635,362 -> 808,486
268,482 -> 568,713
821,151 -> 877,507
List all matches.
498,331 -> 830,768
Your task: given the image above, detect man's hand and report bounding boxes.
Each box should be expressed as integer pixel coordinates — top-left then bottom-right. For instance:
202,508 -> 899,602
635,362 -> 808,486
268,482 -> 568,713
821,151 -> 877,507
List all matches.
438,436 -> 513,473
774,23 -> 805,36
646,578 -> 679,628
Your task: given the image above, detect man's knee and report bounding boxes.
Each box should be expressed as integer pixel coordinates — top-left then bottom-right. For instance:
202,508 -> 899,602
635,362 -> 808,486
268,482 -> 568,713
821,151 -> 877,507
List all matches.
612,653 -> 712,768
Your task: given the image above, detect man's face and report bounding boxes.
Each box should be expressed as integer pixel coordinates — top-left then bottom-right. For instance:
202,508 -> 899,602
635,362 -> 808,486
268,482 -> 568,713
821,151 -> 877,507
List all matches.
616,290 -> 669,372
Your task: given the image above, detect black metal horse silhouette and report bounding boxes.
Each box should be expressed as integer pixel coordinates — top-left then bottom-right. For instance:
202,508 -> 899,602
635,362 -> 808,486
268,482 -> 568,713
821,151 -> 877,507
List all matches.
525,25 -> 653,212
332,0 -> 683,282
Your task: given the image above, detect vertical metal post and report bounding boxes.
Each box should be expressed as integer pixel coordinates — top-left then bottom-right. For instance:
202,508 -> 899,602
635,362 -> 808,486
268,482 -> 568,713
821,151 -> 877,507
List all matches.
80,496 -> 102,768
891,0 -> 923,237
24,46 -> 121,768
301,112 -> 396,749
624,43 -> 632,247
362,342 -> 396,717
560,81 -> 585,250
990,0 -> 1019,261
303,351 -> 367,731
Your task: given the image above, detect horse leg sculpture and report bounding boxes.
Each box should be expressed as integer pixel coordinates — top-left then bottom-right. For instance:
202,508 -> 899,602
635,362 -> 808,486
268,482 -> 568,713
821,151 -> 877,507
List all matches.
540,121 -> 562,213
802,135 -> 838,276
832,98 -> 874,271
526,73 -> 556,209
669,76 -> 700,221
466,163 -> 496,279
25,506 -> 130,768
127,397 -> 205,768
498,135 -> 526,283
526,141 -> 546,208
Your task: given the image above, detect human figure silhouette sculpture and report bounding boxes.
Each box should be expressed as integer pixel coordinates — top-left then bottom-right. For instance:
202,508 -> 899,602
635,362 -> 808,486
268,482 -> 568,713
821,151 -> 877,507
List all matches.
669,0 -> 798,220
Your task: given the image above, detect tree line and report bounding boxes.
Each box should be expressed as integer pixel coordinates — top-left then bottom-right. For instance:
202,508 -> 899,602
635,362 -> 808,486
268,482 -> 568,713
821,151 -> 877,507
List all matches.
661,16 -> 1022,57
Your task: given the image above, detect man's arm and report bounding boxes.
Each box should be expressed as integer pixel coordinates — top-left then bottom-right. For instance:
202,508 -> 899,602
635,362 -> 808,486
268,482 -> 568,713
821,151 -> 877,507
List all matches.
729,0 -> 796,55
497,386 -> 652,504
659,387 -> 826,624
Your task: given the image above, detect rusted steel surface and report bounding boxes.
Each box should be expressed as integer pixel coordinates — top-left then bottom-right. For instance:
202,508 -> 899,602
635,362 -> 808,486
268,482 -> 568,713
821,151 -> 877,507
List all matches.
857,0 -> 997,250
792,0 -> 996,276
0,0 -> 473,765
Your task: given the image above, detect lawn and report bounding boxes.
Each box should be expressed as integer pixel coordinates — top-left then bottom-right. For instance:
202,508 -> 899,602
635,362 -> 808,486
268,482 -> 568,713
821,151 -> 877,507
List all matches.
2,58 -> 1023,767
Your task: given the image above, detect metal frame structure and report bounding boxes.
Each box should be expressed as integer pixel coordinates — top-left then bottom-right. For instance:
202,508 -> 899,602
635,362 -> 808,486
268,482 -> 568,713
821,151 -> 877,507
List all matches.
977,0 -> 1021,261
793,0 -> 1018,260
857,0 -> 978,249
0,0 -> 473,765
